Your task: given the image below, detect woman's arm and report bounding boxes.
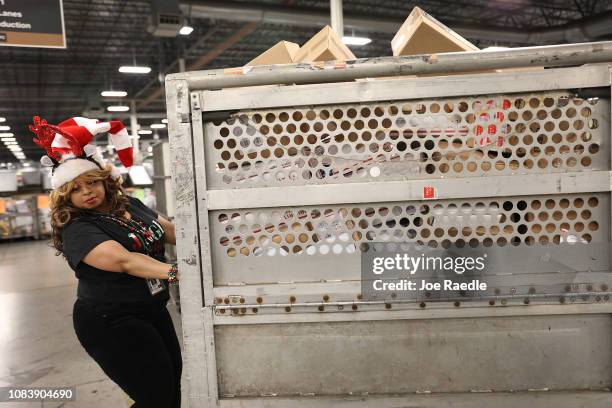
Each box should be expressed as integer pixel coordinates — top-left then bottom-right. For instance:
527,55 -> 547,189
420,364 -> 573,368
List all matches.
82,240 -> 172,280
157,215 -> 176,246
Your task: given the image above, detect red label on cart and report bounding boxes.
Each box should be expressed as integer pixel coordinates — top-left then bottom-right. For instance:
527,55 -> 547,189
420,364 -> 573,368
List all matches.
475,125 -> 483,136
495,111 -> 505,122
423,186 -> 436,199
479,136 -> 491,146
502,99 -> 511,109
487,124 -> 497,135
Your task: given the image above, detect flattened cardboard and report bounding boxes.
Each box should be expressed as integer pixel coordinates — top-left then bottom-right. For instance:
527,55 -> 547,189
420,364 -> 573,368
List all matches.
246,41 -> 300,66
295,25 -> 356,63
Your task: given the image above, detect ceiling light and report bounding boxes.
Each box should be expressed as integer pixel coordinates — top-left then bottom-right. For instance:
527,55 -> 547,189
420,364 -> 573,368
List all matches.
107,105 -> 130,112
4,141 -> 17,145
342,36 -> 372,46
179,25 -> 194,35
101,90 -> 128,97
8,146 -> 22,151
0,117 -> 5,122
150,123 -> 166,129
0,126 -> 10,131
482,46 -> 510,52
161,119 -> 168,124
138,130 -> 153,135
0,133 -> 14,137
2,137 -> 16,142
118,66 -> 152,74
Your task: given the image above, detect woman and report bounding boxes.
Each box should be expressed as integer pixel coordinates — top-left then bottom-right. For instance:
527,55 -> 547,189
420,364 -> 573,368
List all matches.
30,116 -> 182,408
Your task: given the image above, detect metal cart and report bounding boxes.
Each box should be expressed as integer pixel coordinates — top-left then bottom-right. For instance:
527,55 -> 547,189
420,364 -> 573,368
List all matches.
165,41 -> 612,407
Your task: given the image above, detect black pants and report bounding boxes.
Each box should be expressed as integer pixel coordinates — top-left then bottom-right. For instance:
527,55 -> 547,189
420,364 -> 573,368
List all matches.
73,298 -> 182,408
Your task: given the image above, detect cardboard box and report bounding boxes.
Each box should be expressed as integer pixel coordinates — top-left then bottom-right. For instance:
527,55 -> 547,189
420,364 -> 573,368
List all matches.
391,7 -> 479,56
294,25 -> 356,63
246,41 -> 300,66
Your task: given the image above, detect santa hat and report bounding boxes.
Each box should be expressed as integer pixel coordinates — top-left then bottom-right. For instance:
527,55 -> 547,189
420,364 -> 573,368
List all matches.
28,116 -> 134,189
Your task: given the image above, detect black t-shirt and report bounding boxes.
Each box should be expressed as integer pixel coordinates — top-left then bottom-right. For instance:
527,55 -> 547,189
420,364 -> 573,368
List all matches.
62,196 -> 169,304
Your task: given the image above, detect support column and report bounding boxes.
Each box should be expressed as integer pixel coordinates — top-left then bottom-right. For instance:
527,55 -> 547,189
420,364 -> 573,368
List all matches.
330,0 -> 344,38
130,99 -> 140,164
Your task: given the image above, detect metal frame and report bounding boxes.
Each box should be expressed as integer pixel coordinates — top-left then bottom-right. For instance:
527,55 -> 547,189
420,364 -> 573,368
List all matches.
165,42 -> 612,407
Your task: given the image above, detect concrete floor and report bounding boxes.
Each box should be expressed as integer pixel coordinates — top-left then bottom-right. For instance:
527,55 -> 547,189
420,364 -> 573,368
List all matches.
0,240 -> 186,408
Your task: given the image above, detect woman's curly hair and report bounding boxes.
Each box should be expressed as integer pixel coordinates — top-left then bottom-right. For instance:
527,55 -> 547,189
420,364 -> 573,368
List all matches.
49,167 -> 128,255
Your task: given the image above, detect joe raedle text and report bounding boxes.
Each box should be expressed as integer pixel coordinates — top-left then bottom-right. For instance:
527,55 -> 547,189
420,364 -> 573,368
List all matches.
373,278 -> 487,291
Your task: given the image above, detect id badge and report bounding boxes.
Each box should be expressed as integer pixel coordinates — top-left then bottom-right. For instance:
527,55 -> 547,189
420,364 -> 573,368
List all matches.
146,278 -> 165,295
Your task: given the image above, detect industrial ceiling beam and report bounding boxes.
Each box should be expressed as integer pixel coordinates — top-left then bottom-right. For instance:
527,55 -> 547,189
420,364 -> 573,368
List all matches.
137,21 -> 258,110
180,0 -> 612,44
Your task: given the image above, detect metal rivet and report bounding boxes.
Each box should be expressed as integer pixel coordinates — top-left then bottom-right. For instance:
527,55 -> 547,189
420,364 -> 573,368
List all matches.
604,295 -> 610,301
501,299 -> 507,306
419,302 -> 426,308
289,296 -> 296,303
586,284 -> 593,292
219,309 -> 226,314
565,285 -> 572,292
528,287 -> 536,294
224,298 -> 230,304
356,294 -> 363,300
318,305 -> 324,312
596,296 -> 602,302
285,306 -> 291,312
352,304 -> 358,311
523,298 -> 530,305
385,303 -> 392,309
601,284 -> 609,291
256,297 -> 263,304
489,300 -> 495,306
337,305 -> 344,310
494,288 -> 501,295
240,308 -> 246,314
510,288 -> 516,294
454,301 -> 460,307
252,308 -> 258,313
216,297 -> 224,304
323,295 -> 330,302
232,309 -> 239,315
391,293 -> 397,299
239,298 -> 245,304
559,297 -> 566,304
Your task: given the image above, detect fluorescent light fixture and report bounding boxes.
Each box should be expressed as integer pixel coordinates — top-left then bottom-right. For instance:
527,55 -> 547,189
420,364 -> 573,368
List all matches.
2,137 -> 16,142
8,146 -> 22,151
118,66 -> 151,74
3,141 -> 17,145
138,129 -> 153,135
0,133 -> 14,137
101,90 -> 128,97
0,126 -> 10,131
0,117 -> 5,122
161,119 -> 168,124
482,46 -> 510,52
342,36 -> 371,46
107,105 -> 130,112
179,25 -> 194,35
150,123 -> 166,129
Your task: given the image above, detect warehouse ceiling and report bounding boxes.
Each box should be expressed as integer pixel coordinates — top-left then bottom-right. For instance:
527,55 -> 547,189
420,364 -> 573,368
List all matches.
0,0 -> 610,163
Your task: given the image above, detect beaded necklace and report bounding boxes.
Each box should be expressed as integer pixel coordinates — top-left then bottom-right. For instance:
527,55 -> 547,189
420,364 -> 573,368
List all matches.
96,212 -> 155,253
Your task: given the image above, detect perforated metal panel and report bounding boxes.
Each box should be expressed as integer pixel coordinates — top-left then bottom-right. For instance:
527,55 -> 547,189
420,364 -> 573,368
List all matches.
204,92 -> 609,189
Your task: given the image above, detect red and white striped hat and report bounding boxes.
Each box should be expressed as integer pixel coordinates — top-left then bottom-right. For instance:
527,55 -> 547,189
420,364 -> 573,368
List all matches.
29,116 -> 134,189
